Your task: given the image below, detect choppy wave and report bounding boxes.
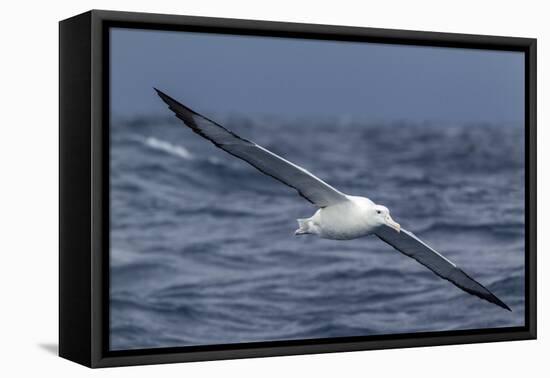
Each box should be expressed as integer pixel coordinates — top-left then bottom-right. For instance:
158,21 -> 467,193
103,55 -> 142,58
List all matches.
109,117 -> 525,350
143,136 -> 194,160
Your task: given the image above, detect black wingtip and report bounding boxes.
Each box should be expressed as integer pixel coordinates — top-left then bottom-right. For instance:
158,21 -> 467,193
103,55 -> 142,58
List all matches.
154,87 -> 171,102
494,296 -> 512,312
153,88 -> 220,128
456,268 -> 512,311
153,88 -> 194,111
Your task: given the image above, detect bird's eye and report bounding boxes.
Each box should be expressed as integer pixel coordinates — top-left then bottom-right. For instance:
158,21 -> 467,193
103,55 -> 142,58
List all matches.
376,210 -> 381,214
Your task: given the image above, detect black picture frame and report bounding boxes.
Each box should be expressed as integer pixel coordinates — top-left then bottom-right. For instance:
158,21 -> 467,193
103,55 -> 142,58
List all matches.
59,9 -> 537,368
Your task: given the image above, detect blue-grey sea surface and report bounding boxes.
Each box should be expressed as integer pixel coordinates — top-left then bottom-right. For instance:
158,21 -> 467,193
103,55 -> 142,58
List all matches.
110,116 -> 525,350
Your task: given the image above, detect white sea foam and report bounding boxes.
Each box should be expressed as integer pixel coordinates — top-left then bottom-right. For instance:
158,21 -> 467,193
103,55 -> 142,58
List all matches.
144,137 -> 194,160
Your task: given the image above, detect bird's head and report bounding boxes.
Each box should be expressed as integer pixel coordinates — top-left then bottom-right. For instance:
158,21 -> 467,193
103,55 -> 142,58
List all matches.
372,204 -> 400,232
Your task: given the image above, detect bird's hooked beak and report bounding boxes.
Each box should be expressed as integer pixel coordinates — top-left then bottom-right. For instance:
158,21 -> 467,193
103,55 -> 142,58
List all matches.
385,215 -> 401,233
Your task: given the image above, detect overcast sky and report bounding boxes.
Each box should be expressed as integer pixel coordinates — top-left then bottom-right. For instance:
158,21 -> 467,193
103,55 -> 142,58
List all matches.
110,27 -> 524,125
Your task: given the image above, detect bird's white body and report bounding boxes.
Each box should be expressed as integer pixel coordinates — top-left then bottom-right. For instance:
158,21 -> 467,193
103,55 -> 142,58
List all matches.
296,196 -> 396,240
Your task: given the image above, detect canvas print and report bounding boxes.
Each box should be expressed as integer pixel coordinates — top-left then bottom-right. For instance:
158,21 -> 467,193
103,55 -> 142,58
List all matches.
109,27 -> 525,351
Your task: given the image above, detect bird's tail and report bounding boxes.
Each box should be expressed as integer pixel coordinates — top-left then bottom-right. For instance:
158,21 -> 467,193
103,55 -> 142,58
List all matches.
295,218 -> 313,235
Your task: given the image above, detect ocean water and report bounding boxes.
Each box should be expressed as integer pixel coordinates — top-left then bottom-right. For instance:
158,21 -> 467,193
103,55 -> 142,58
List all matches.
109,116 -> 525,351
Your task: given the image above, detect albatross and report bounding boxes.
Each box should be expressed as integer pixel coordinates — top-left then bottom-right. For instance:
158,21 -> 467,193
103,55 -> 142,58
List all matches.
155,88 -> 511,311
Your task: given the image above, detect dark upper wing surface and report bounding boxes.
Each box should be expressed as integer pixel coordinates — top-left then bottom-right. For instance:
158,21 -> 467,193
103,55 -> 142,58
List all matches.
376,225 -> 510,311
155,89 -> 348,208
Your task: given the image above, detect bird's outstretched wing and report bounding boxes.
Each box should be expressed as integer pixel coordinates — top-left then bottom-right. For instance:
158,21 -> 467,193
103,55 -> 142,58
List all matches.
155,89 -> 348,208
375,225 -> 511,311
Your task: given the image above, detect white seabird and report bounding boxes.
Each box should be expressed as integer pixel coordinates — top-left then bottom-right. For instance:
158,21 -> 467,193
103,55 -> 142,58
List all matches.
155,88 -> 511,311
